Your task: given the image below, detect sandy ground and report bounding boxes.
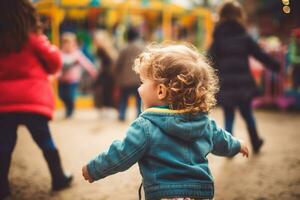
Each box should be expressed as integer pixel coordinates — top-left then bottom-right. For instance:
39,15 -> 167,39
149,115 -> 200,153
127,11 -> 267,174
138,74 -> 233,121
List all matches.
6,107 -> 300,200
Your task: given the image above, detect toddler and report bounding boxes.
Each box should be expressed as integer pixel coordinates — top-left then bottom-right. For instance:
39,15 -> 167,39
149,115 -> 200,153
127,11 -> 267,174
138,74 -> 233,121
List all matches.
82,44 -> 249,200
59,32 -> 96,118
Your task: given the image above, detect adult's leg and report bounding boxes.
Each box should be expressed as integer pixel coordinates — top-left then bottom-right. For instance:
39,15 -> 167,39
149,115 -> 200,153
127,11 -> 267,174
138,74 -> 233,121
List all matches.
118,87 -> 130,121
223,106 -> 235,134
0,114 -> 18,198
239,101 -> 263,153
25,114 -> 72,190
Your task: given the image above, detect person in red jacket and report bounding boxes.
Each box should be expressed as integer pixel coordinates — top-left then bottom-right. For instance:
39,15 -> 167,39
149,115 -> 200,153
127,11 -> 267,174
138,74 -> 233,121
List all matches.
0,0 -> 73,199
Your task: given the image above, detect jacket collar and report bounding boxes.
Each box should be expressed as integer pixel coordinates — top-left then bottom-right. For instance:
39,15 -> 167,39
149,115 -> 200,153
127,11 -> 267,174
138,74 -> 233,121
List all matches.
143,106 -> 191,114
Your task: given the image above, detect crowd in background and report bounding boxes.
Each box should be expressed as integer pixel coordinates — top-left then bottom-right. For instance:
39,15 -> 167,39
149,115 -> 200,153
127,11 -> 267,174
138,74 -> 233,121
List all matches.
56,23 -> 300,120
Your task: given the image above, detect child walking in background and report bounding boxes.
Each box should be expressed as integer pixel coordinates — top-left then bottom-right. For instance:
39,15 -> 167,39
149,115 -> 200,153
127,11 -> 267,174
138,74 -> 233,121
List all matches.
209,1 -> 280,154
0,0 -> 72,199
82,44 -> 249,200
59,32 -> 97,118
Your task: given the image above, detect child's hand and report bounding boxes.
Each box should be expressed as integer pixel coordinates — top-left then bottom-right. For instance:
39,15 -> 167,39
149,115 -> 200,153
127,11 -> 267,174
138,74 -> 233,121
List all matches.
82,165 -> 94,183
239,140 -> 249,158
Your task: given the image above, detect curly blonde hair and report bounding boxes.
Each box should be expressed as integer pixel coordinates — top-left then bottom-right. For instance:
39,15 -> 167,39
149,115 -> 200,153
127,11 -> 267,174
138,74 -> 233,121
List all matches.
134,43 -> 219,113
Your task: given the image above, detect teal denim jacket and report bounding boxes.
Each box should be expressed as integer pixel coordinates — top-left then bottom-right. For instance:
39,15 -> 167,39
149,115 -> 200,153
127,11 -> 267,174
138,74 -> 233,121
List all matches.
87,107 -> 241,200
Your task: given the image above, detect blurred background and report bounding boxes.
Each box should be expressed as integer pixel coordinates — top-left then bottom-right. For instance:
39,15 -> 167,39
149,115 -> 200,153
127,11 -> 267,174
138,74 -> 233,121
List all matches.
33,0 -> 300,109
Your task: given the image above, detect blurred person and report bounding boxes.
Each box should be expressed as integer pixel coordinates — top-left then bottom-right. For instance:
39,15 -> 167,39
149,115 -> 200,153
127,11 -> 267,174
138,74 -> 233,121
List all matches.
93,31 -> 118,118
58,32 -> 97,118
82,44 -> 249,200
209,0 -> 280,154
288,28 -> 300,90
77,31 -> 96,95
114,26 -> 143,121
0,0 -> 73,199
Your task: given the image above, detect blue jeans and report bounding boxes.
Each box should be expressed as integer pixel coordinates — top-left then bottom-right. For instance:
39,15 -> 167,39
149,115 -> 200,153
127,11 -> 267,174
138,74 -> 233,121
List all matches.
223,101 -> 261,148
0,113 -> 57,195
118,86 -> 141,121
58,82 -> 78,118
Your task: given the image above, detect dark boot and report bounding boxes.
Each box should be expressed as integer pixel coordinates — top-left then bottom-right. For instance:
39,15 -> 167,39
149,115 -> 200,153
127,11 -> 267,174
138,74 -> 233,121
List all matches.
247,126 -> 264,154
253,139 -> 264,154
0,153 -> 11,199
43,149 -> 73,191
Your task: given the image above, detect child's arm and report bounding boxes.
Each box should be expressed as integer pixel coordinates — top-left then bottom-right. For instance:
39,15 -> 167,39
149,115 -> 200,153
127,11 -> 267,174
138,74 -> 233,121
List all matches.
247,36 -> 280,72
28,33 -> 62,74
210,120 -> 248,157
82,118 -> 150,183
76,51 -> 97,78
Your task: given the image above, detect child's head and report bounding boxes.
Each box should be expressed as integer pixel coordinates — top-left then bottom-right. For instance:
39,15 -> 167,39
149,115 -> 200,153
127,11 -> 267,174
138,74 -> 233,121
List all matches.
134,43 -> 219,113
61,32 -> 78,53
0,0 -> 40,55
218,0 -> 245,25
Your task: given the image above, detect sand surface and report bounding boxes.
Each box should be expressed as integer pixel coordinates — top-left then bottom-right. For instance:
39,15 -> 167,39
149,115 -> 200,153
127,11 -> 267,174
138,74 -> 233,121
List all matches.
6,108 -> 300,200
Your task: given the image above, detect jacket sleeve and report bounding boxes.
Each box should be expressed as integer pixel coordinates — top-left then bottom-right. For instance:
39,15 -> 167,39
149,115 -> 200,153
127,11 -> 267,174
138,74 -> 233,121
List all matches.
247,36 -> 280,72
76,51 -> 97,78
210,120 -> 241,157
87,118 -> 150,181
28,33 -> 62,74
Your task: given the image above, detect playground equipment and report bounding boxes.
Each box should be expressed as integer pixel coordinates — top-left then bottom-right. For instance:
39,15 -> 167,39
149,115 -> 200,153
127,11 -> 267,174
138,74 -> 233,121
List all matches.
34,0 -> 213,48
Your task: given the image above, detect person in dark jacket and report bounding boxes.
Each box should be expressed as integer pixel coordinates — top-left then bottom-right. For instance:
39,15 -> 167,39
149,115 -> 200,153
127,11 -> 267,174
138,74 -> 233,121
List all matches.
209,1 -> 280,154
0,0 -> 72,199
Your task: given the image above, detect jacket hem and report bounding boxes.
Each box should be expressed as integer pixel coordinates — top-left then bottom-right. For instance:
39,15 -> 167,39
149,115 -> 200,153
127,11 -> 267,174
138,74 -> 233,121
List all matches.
144,183 -> 214,200
0,107 -> 53,119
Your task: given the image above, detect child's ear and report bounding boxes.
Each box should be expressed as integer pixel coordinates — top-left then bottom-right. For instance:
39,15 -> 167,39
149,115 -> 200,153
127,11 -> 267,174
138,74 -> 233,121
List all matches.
157,84 -> 168,100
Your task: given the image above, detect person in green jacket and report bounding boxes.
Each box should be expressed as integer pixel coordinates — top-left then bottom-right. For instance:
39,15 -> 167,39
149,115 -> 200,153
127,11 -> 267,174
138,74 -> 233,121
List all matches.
82,44 -> 249,200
